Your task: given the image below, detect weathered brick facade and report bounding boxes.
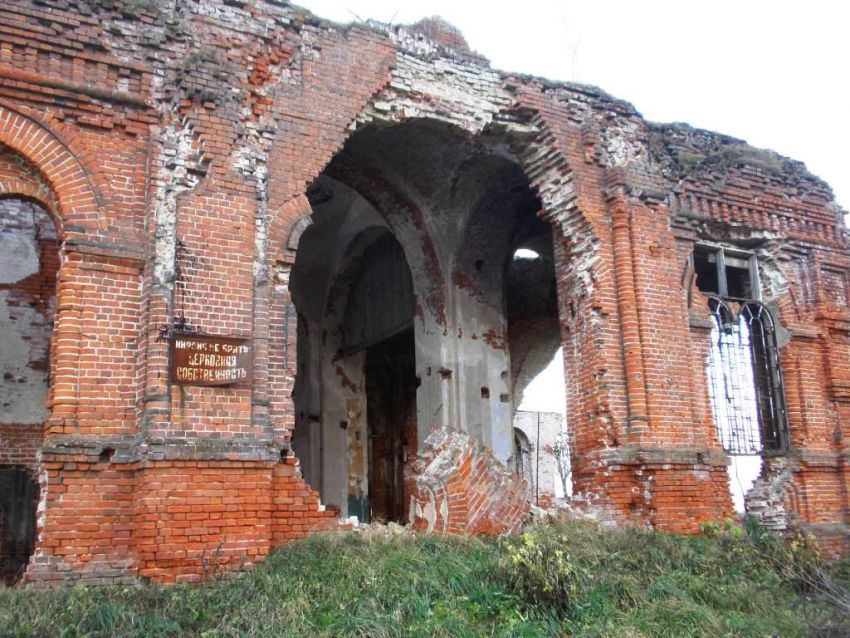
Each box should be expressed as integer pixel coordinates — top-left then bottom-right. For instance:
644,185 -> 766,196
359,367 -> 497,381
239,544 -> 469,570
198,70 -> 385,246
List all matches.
0,0 -> 847,584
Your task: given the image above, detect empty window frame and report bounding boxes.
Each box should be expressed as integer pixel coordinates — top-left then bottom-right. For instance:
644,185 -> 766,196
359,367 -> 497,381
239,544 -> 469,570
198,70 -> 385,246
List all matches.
695,245 -> 789,455
693,244 -> 760,301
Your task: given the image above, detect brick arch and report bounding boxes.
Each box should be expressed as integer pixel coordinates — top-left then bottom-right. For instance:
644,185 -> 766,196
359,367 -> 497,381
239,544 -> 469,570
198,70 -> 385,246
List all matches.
0,181 -> 54,210
268,194 -> 313,265
0,104 -> 101,232
0,105 -> 99,431
485,104 -> 632,493
0,144 -> 61,230
503,110 -> 599,253
287,214 -> 313,251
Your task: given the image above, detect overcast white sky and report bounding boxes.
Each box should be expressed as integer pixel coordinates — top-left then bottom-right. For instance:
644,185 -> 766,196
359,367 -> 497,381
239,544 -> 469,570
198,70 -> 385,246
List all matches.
296,0 -> 849,212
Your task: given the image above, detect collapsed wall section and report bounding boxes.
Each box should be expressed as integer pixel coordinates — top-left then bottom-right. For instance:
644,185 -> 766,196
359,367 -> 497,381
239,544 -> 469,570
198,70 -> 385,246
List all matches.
411,426 -> 528,535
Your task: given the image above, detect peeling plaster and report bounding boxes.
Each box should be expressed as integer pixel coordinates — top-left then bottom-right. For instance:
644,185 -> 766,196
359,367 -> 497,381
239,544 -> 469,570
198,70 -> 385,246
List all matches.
153,121 -> 207,294
0,200 -> 55,429
0,292 -> 49,425
0,235 -> 39,284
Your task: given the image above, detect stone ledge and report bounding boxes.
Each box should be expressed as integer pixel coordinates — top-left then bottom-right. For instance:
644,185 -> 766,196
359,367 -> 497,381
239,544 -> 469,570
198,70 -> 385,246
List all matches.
591,445 -> 731,467
41,435 -> 284,463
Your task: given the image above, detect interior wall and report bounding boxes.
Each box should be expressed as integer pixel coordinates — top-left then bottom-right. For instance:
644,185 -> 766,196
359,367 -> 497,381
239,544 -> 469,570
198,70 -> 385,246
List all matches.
0,198 -> 57,468
320,349 -> 366,517
291,315 -> 321,488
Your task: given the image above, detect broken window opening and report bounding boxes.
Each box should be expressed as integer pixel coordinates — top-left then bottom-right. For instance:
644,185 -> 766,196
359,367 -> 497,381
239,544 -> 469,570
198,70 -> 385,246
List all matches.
515,351 -> 572,503
513,428 -> 531,482
696,244 -> 790,514
695,244 -> 788,462
728,454 -> 763,514
513,248 -> 540,260
693,244 -> 760,301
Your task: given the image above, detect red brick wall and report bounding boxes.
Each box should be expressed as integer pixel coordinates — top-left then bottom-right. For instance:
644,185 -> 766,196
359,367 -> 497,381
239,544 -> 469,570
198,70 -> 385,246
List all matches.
656,125 -> 849,540
34,455 -> 136,579
0,0 -> 844,584
134,461 -> 274,584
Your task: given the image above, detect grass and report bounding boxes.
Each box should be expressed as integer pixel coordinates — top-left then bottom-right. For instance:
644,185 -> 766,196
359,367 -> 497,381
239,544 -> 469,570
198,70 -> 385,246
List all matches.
1,517 -> 847,637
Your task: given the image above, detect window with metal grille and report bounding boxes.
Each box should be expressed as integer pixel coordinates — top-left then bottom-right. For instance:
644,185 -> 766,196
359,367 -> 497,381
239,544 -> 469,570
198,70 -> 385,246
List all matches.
695,246 -> 789,455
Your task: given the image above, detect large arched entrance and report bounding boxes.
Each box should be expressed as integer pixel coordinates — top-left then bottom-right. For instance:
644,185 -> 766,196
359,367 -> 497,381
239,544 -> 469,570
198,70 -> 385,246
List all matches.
287,118 -> 571,524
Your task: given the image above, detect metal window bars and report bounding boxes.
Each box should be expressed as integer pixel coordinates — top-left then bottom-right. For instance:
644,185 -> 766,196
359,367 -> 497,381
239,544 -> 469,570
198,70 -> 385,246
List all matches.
706,296 -> 789,455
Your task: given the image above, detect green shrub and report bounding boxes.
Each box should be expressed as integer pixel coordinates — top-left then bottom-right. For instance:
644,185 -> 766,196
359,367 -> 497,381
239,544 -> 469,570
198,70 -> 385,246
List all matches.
505,524 -> 588,615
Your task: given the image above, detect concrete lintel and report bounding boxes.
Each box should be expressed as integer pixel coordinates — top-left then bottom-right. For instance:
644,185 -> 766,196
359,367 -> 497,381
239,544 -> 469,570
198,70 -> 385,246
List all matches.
41,436 -> 283,464
64,238 -> 145,263
795,449 -> 842,468
689,314 -> 715,330
41,434 -> 140,457
591,445 -> 731,467
789,326 -> 821,340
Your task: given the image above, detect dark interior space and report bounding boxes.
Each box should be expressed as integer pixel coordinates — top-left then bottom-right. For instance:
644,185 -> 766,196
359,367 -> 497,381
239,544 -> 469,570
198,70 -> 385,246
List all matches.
693,248 -> 719,295
725,262 -> 753,299
0,465 -> 38,585
365,329 -> 417,524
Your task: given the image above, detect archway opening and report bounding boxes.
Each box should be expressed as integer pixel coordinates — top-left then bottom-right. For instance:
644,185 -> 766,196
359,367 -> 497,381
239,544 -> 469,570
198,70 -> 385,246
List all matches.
0,196 -> 59,582
288,118 -> 573,521
505,219 -> 570,507
450,146 -> 571,508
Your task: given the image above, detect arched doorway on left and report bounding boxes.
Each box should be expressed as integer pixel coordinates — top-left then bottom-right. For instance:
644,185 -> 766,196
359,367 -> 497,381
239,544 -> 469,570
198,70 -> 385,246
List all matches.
0,196 -> 60,583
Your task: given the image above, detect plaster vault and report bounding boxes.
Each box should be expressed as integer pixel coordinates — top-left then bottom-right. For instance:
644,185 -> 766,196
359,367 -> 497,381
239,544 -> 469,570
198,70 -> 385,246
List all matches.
0,1 -> 847,584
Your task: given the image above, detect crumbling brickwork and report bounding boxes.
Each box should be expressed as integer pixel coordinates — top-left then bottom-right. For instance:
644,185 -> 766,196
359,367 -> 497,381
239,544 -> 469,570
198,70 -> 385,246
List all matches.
0,0 -> 847,584
411,426 -> 529,536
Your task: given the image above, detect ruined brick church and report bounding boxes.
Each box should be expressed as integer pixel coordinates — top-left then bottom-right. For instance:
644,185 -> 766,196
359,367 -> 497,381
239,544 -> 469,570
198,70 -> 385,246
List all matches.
0,0 -> 848,585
